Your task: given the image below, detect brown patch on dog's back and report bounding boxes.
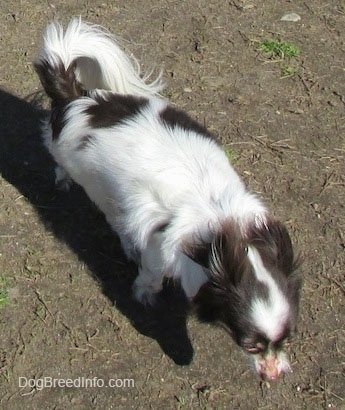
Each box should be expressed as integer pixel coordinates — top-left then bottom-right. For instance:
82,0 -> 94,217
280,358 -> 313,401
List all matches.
160,105 -> 217,141
86,93 -> 148,129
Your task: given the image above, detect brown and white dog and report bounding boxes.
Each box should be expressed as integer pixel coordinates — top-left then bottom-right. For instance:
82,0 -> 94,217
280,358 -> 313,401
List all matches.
34,19 -> 301,381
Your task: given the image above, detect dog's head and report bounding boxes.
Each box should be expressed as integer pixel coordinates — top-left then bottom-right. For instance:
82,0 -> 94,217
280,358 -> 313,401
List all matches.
184,219 -> 302,381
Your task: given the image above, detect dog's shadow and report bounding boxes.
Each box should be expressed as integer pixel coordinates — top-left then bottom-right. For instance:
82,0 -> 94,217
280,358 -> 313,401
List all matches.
0,88 -> 193,365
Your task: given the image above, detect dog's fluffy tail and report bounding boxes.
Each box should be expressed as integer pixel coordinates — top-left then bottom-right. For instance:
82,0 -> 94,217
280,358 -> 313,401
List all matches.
34,18 -> 164,101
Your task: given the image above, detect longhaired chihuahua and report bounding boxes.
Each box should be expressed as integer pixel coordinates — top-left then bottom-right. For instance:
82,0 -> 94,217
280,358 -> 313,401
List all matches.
34,19 -> 301,381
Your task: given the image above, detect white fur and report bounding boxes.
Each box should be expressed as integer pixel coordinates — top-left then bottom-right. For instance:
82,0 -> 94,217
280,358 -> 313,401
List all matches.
33,19 -> 301,384
247,247 -> 290,341
37,19 -> 268,303
43,98 -> 266,301
36,18 -> 164,96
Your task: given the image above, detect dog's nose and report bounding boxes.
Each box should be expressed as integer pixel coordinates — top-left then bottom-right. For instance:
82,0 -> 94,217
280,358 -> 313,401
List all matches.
260,370 -> 280,382
259,357 -> 281,382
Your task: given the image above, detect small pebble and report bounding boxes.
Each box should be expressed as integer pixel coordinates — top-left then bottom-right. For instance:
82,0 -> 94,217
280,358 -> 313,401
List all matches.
281,13 -> 301,22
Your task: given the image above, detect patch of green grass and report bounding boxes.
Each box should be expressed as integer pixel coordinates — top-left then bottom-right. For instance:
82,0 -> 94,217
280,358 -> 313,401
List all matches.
1,370 -> 12,383
224,147 -> 237,163
0,276 -> 11,308
258,40 -> 300,60
281,65 -> 300,78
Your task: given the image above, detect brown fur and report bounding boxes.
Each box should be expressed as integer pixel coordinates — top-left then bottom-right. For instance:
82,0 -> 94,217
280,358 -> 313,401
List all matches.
182,218 -> 302,348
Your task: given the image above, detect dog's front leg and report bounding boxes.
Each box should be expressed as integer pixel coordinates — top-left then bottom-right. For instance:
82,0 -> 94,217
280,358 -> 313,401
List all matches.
132,231 -> 165,306
54,165 -> 73,191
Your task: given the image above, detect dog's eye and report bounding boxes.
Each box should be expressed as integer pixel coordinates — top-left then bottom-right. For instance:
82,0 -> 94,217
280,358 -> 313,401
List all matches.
245,346 -> 261,354
243,342 -> 265,354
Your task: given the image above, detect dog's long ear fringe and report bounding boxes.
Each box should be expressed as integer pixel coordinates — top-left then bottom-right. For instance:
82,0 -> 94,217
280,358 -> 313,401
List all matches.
182,241 -> 211,270
192,282 -> 224,322
248,219 -> 301,277
182,220 -> 250,290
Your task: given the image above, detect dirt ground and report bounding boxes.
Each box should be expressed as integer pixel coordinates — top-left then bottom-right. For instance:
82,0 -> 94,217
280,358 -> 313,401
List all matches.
0,1 -> 344,409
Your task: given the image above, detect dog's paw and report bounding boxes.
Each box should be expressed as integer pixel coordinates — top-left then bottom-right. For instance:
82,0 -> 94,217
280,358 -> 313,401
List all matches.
55,166 -> 73,191
132,282 -> 162,306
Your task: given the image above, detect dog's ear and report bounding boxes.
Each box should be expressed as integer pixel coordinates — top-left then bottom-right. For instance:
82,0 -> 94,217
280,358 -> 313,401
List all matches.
182,221 -> 249,287
192,282 -> 222,322
182,241 -> 211,269
269,221 -> 297,275
250,220 -> 300,277
287,270 -> 302,297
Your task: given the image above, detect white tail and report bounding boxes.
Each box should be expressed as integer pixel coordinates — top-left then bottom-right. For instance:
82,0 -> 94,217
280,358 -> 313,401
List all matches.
35,18 -> 164,97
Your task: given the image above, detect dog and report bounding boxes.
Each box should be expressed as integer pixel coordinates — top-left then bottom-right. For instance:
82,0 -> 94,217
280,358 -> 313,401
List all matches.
34,19 -> 301,381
